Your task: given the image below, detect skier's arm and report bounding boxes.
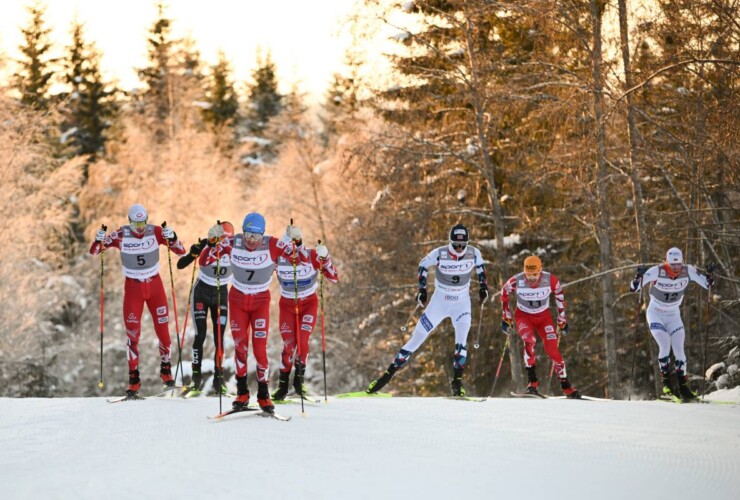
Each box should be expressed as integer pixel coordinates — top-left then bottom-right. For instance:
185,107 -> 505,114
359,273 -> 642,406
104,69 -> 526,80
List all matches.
688,265 -> 711,290
474,248 -> 489,303
156,225 -> 186,255
89,227 -> 122,255
551,274 -> 567,328
177,239 -> 205,269
313,247 -> 339,283
630,265 -> 656,292
501,276 -> 516,321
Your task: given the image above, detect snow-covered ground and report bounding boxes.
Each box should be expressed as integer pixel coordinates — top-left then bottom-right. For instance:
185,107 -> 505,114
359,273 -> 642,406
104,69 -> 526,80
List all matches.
2,389 -> 740,500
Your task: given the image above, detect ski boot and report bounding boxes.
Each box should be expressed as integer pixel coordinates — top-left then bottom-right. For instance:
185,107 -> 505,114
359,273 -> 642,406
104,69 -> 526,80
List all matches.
450,367 -> 465,396
257,381 -> 275,413
127,369 -> 141,396
560,378 -> 581,399
677,375 -> 697,402
271,371 -> 290,401
293,362 -> 308,398
213,367 -> 228,395
232,376 -> 249,410
190,365 -> 203,391
160,362 -> 175,387
367,364 -> 397,394
525,366 -> 541,396
661,372 -> 679,400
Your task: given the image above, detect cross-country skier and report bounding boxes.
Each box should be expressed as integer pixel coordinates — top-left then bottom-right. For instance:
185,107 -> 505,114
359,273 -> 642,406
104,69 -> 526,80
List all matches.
501,255 -> 581,398
366,224 -> 489,396
216,213 -> 308,413
90,204 -> 186,397
630,247 -> 715,401
176,221 -> 234,395
272,225 -> 339,400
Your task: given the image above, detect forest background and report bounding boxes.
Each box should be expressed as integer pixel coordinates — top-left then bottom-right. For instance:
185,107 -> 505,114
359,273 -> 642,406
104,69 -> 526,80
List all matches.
1,0 -> 738,401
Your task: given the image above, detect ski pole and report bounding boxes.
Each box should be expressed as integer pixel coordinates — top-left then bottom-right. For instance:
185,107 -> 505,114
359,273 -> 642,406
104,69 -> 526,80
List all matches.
98,224 -> 107,389
489,335 -> 510,397
701,264 -> 716,400
162,221 -> 183,392
400,303 -> 421,332
546,336 -> 561,395
291,224 -> 305,415
174,244 -> 199,387
318,240 -> 328,403
628,275 -> 644,401
216,243 -> 223,413
473,296 -> 488,349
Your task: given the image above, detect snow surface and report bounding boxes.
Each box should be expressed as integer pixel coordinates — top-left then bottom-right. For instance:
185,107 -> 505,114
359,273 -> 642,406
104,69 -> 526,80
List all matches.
2,390 -> 740,500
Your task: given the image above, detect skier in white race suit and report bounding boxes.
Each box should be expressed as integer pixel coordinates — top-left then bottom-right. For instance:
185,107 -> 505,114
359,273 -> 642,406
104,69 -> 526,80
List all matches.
630,247 -> 715,401
366,224 -> 489,396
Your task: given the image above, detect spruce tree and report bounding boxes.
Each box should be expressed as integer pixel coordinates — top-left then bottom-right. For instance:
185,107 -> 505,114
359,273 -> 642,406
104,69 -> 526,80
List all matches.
202,51 -> 239,130
14,1 -> 56,110
61,20 -> 119,161
244,49 -> 282,134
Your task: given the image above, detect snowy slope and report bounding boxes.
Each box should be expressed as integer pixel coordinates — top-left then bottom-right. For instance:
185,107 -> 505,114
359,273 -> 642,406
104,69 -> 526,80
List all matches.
2,390 -> 739,500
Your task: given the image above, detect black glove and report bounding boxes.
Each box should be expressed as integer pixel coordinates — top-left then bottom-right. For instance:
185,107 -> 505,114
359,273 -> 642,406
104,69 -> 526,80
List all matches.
707,274 -> 715,288
190,241 -> 204,256
416,288 -> 427,307
502,319 -> 513,335
635,265 -> 648,278
479,285 -> 489,304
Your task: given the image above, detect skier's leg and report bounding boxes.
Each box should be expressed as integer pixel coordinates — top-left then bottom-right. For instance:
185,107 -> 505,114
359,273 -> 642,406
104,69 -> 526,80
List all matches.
274,297 -> 296,400
515,312 -> 540,392
667,316 -> 694,400
144,275 -> 174,384
190,283 -> 208,385
123,279 -> 145,391
249,291 -> 271,384
647,307 -> 676,395
228,287 -> 250,380
451,298 -> 472,396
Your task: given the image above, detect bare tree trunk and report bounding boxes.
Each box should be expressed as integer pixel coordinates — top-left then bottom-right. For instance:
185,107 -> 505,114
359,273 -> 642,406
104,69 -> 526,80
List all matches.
616,0 -> 660,396
462,10 -> 523,391
590,0 -> 620,399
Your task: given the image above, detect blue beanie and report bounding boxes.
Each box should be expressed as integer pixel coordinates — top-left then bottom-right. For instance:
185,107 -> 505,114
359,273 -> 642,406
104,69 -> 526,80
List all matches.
242,212 -> 266,234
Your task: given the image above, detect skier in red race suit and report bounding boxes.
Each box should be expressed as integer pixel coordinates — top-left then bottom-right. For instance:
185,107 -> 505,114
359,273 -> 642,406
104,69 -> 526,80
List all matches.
215,213 -> 309,413
272,225 -> 339,400
501,255 -> 581,398
90,204 -> 186,397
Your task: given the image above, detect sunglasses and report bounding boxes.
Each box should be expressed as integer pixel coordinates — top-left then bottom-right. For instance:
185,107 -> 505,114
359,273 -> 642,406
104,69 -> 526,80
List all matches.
452,242 -> 467,251
130,219 -> 147,229
244,231 -> 263,243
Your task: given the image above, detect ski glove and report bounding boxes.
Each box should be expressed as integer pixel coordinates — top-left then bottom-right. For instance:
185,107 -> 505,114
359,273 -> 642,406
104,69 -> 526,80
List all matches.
479,285 -> 489,304
286,224 -> 302,242
707,274 -> 715,288
95,229 -> 106,242
189,241 -> 204,257
706,263 -> 716,288
162,226 -> 176,242
316,244 -> 329,260
416,288 -> 427,307
502,319 -> 513,335
557,323 -> 569,336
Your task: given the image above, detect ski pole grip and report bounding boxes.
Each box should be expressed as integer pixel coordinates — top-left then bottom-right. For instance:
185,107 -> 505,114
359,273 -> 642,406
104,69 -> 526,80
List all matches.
101,224 -> 107,231
161,221 -> 167,228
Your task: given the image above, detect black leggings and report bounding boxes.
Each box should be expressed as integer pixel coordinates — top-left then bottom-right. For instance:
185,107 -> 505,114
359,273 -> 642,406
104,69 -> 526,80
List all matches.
191,280 -> 228,367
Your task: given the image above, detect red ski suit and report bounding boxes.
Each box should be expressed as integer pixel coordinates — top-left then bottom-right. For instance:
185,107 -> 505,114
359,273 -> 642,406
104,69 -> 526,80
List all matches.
90,225 -> 185,373
220,234 -> 304,382
501,271 -> 568,378
276,247 -> 339,371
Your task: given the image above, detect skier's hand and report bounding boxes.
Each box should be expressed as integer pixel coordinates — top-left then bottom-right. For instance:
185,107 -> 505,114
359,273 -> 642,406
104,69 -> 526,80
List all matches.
285,224 -> 302,243
502,319 -> 513,335
316,243 -> 329,260
707,274 -> 715,288
189,241 -> 204,257
95,229 -> 106,242
162,226 -> 176,242
416,288 -> 427,307
479,285 -> 489,304
557,322 -> 569,336
635,265 -> 648,278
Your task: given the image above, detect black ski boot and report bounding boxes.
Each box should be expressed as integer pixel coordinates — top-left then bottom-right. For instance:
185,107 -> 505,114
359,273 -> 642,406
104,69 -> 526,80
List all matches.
160,362 -> 175,387
190,364 -> 203,391
293,362 -> 307,397
232,376 -> 249,410
271,371 -> 290,400
661,372 -> 679,399
213,367 -> 227,395
257,381 -> 275,413
450,367 -> 465,396
525,366 -> 541,395
677,375 -> 697,402
367,364 -> 397,394
127,369 -> 141,396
